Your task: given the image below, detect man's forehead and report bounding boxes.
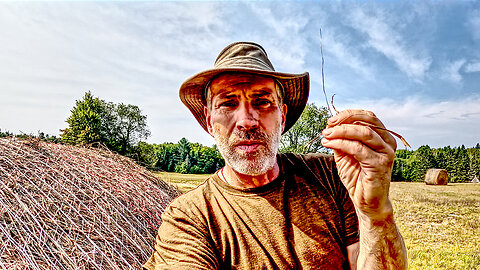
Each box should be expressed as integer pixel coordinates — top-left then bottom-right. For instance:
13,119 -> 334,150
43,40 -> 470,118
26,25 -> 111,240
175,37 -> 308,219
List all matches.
209,73 -> 275,94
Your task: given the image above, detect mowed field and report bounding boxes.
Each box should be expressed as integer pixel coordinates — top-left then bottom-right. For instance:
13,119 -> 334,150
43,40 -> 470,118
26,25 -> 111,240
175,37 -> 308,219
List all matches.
156,172 -> 210,193
155,172 -> 480,269
390,182 -> 480,269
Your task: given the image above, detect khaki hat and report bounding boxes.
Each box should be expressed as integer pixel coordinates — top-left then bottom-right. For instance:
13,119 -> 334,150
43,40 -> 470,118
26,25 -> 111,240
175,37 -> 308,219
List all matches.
179,41 -> 309,134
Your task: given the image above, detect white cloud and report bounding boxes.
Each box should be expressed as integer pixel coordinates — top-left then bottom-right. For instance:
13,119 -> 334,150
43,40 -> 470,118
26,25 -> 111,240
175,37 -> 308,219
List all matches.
348,7 -> 432,80
440,59 -> 466,83
468,9 -> 480,40
244,2 -> 310,72
246,3 -> 308,39
322,30 -> 374,79
338,95 -> 480,149
465,61 -> 480,73
0,2 -> 229,145
0,1 -> 477,149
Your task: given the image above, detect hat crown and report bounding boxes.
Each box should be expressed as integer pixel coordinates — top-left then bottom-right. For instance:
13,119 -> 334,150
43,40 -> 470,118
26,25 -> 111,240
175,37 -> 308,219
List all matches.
214,42 -> 275,71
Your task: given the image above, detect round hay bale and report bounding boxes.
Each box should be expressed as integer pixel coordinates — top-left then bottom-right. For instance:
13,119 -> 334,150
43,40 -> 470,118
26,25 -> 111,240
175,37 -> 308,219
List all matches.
424,168 -> 449,185
0,137 -> 180,269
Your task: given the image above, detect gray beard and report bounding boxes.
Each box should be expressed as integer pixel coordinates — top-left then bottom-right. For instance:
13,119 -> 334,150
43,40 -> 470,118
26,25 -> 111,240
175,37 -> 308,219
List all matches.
213,125 -> 282,176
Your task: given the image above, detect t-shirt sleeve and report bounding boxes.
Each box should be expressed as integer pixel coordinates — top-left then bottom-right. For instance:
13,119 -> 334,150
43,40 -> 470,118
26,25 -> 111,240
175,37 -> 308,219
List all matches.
143,203 -> 219,270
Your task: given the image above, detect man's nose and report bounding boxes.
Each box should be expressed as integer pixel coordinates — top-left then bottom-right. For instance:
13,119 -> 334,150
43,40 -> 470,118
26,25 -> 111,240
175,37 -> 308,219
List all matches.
235,101 -> 259,131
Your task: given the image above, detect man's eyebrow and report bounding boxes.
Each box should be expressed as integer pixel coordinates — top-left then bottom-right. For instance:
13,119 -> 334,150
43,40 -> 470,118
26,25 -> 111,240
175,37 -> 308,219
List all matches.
216,91 -> 237,99
214,88 -> 274,99
250,89 -> 274,98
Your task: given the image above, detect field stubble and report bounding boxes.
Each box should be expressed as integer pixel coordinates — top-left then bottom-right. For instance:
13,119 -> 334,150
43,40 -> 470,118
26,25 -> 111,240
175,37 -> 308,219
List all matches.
155,172 -> 209,194
391,182 -> 480,269
155,172 -> 480,269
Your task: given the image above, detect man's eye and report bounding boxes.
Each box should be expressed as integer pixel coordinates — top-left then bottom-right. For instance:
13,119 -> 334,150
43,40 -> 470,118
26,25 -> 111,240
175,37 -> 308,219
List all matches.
254,99 -> 272,107
219,101 -> 237,107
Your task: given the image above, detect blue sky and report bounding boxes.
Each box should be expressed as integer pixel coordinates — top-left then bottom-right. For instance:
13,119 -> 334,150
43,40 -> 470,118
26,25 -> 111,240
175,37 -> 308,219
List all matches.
0,1 -> 479,149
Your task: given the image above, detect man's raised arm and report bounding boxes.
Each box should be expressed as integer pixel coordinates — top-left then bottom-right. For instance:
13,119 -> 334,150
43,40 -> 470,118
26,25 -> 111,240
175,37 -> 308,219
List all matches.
321,109 -> 408,269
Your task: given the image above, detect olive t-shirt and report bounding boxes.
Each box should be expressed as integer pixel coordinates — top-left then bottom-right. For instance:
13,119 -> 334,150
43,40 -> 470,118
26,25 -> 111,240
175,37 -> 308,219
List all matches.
144,153 -> 359,269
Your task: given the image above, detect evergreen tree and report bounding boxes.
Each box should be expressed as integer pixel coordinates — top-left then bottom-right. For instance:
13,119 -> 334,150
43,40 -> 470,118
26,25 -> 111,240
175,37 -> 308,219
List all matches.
468,147 -> 480,179
452,145 -> 470,182
61,91 -> 103,145
415,145 -> 437,181
392,158 -> 407,181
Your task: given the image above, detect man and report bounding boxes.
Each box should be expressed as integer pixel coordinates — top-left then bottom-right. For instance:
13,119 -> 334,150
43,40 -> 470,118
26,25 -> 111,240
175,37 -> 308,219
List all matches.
144,42 -> 407,269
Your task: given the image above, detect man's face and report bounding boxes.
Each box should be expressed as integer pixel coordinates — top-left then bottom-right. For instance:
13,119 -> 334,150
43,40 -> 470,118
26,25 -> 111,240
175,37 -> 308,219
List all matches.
205,73 -> 287,176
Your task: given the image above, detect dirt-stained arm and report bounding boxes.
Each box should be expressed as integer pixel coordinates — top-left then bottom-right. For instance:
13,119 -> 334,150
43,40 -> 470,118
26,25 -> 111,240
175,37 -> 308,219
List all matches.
354,208 -> 407,269
321,109 -> 407,269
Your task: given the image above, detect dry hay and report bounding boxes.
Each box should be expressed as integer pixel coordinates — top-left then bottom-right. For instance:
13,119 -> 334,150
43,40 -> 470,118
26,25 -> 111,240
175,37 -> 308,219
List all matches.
0,137 -> 180,269
425,168 -> 449,185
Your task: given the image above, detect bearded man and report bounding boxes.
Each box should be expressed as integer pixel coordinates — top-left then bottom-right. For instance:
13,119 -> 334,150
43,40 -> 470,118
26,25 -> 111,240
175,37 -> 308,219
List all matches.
144,42 -> 407,269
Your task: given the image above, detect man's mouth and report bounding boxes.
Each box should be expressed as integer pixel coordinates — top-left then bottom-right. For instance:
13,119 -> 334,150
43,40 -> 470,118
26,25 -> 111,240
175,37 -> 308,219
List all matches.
235,141 -> 264,153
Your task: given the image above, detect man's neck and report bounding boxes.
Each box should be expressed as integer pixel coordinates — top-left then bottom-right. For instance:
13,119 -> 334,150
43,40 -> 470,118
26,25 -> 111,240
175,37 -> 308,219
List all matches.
221,161 -> 280,189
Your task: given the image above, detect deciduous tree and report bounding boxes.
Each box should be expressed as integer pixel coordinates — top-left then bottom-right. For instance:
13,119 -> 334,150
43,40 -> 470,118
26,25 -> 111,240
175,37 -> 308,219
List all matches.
61,92 -> 150,154
280,103 -> 329,153
101,102 -> 150,154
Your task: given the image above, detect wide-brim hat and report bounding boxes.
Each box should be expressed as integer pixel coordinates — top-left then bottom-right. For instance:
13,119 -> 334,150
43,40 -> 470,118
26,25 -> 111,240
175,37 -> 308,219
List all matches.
179,41 -> 309,134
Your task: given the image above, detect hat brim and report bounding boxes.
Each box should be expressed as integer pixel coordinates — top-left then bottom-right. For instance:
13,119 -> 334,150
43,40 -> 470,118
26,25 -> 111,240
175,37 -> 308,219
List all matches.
179,67 -> 309,135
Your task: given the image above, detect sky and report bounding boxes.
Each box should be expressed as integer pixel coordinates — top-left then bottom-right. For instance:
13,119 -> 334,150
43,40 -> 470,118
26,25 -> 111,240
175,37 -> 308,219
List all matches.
1,1 -> 479,150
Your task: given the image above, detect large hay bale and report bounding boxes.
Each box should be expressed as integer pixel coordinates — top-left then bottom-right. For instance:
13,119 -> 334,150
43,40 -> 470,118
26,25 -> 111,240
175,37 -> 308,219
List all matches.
424,168 -> 449,185
0,137 -> 180,269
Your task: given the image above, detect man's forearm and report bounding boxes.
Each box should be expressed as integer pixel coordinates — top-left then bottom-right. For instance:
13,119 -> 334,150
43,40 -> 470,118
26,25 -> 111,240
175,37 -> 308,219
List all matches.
356,205 -> 407,270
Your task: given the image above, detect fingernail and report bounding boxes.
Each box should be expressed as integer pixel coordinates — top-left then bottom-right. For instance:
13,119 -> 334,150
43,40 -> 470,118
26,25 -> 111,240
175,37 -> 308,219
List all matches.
323,128 -> 332,136
329,115 -> 338,124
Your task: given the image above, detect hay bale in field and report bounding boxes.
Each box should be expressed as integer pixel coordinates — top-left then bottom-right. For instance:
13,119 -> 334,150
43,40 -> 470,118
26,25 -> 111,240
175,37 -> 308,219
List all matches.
424,168 -> 449,185
0,137 -> 181,269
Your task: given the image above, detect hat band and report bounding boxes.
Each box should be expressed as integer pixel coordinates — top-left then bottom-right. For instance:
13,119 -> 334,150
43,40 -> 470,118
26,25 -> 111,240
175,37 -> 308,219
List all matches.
215,56 -> 275,72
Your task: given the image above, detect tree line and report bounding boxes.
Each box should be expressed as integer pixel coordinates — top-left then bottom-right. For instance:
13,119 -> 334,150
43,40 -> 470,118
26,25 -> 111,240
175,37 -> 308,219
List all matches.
132,138 -> 224,174
2,92 -> 478,181
392,144 -> 480,183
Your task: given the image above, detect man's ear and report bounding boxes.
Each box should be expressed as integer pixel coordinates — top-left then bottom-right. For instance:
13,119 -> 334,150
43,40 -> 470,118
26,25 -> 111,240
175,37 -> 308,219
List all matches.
205,106 -> 214,137
281,104 -> 287,132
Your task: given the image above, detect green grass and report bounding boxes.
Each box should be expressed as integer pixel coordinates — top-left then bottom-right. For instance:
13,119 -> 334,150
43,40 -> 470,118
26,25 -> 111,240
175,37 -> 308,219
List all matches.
154,172 -> 480,269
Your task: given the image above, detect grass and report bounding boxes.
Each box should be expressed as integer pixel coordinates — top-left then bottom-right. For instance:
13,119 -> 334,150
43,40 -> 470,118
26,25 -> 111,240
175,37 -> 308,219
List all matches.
155,172 -> 480,269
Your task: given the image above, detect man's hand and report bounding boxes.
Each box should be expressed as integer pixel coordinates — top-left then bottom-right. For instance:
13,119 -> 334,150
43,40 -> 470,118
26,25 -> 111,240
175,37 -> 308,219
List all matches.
321,109 -> 396,220
321,109 -> 407,269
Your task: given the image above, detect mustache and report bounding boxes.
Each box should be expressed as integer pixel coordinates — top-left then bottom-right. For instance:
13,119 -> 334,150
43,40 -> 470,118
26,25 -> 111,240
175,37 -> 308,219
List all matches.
229,128 -> 268,144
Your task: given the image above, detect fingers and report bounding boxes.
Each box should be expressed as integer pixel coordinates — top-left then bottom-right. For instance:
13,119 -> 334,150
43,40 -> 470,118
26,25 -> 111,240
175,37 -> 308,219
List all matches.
354,121 -> 398,151
328,109 -> 379,128
327,110 -> 397,150
322,123 -> 384,151
323,125 -> 396,155
321,137 -> 395,168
